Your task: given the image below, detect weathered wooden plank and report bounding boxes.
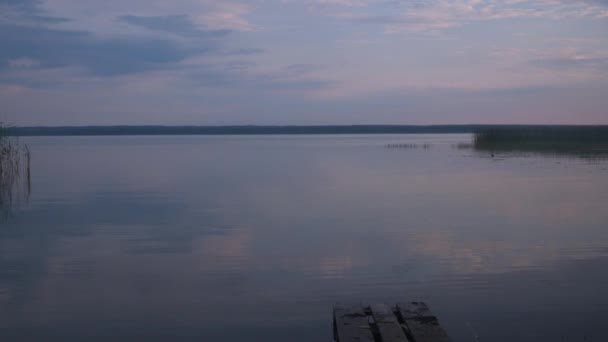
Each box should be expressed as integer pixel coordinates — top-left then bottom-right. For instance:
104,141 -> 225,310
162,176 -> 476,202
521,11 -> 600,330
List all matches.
369,304 -> 408,342
333,304 -> 375,342
396,302 -> 451,342
398,301 -> 434,319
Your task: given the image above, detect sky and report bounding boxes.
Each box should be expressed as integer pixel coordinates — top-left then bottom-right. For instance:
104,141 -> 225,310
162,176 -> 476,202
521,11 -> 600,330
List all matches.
1,0 -> 607,126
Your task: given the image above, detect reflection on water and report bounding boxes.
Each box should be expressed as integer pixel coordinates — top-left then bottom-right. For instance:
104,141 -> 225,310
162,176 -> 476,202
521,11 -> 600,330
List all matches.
1,134 -> 607,341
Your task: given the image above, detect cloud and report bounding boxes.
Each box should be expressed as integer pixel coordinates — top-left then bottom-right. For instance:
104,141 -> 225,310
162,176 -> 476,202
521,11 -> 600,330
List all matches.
585,0 -> 608,6
185,61 -> 334,92
0,23 -> 205,76
0,0 -> 70,24
1,0 -> 607,125
0,17 -> 327,94
194,2 -> 257,31
0,0 -> 262,81
118,15 -> 230,37
7,57 -> 42,68
0,2 -> 257,78
37,0 -> 257,33
531,56 -> 608,70
280,64 -> 327,76
314,0 -> 608,32
0,0 -> 44,12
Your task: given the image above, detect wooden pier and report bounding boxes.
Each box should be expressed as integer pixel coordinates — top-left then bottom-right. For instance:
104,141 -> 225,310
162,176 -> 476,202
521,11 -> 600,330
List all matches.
333,302 -> 451,342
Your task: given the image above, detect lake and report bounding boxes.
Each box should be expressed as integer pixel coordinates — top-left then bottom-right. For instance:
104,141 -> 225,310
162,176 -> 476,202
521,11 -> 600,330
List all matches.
1,134 -> 607,341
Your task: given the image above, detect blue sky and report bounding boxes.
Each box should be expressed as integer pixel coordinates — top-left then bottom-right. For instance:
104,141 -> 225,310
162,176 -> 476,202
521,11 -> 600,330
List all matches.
1,0 -> 607,125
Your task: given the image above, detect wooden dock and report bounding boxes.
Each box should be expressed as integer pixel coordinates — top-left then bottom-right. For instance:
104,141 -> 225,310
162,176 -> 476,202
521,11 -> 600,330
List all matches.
333,302 -> 451,342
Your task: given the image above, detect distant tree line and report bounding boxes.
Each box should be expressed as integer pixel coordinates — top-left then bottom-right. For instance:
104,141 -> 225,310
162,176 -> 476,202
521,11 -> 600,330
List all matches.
5,124 -> 607,137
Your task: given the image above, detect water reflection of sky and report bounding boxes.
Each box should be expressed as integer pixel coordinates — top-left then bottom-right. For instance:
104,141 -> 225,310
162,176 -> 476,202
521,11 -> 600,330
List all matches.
1,135 -> 607,341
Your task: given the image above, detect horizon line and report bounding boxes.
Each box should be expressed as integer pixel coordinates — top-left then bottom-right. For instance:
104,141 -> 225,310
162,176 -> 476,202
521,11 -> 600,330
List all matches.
6,124 -> 608,129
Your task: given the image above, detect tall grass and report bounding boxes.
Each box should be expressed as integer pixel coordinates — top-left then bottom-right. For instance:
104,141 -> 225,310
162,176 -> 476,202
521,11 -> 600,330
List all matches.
473,126 -> 608,157
0,123 -> 30,212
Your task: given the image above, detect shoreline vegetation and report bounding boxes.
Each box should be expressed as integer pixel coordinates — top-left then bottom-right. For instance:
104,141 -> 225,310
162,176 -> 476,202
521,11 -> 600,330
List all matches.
0,124 -> 30,214
473,126 -> 608,157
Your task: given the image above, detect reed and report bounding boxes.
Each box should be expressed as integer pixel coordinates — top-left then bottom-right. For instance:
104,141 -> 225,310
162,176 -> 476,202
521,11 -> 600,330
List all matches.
472,126 -> 608,157
386,143 -> 431,149
0,123 -> 31,212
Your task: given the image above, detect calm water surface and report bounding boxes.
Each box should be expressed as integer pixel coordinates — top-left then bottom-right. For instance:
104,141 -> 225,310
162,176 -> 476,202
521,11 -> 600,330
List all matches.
1,134 -> 608,341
